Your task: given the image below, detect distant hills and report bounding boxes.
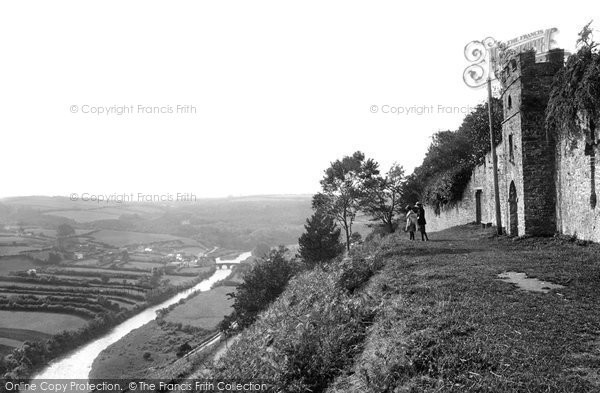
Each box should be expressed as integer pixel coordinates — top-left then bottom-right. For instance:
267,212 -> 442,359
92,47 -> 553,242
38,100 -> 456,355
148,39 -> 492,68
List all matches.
0,195 -> 313,251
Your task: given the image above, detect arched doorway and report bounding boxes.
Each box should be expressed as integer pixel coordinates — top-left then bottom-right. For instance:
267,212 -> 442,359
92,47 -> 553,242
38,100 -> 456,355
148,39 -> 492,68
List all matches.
509,181 -> 518,236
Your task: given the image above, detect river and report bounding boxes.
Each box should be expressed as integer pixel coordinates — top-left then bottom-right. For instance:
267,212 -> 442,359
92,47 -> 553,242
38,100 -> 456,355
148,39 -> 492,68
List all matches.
30,251 -> 250,381
215,251 -> 252,265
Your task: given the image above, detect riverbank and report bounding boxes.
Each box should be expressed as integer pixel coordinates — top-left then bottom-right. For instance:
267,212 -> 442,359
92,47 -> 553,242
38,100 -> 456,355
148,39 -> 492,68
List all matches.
22,266 -> 231,384
89,320 -> 209,379
0,267 -> 216,384
207,225 -> 600,392
90,286 -> 235,379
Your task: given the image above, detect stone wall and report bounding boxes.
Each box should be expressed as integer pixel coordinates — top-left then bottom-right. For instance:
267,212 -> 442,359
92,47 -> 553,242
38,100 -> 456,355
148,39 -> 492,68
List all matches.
422,49 -> 600,241
424,143 -> 508,233
555,133 -> 600,242
425,50 -> 564,237
426,125 -> 600,241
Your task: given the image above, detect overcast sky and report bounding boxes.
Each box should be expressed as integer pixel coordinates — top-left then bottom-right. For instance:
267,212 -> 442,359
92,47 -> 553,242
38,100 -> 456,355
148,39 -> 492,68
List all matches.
0,1 -> 594,199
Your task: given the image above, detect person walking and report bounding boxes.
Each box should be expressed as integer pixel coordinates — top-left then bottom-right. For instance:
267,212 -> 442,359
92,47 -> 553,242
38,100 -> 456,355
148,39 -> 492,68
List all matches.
416,202 -> 429,241
405,205 -> 418,241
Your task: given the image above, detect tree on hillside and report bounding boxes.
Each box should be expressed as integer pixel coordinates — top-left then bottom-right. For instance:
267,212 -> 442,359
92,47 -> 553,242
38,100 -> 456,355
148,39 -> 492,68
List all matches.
220,246 -> 298,332
402,173 -> 425,206
359,163 -> 406,233
252,242 -> 271,259
419,130 -> 472,178
314,151 -> 379,251
458,99 -> 503,166
47,252 -> 62,265
57,223 -> 75,237
298,209 -> 344,267
402,98 -> 503,212
56,223 -> 76,251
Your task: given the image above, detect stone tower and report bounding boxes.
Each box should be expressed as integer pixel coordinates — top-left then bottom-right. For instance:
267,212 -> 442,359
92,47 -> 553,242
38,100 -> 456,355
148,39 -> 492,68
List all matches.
499,48 -> 564,236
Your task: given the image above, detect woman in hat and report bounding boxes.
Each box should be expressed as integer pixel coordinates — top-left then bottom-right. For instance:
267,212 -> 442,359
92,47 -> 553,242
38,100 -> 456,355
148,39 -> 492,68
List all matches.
405,205 -> 418,240
416,202 -> 429,241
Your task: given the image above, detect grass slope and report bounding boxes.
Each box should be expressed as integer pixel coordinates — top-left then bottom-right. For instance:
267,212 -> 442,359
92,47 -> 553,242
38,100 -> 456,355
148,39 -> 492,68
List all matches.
208,225 -> 600,392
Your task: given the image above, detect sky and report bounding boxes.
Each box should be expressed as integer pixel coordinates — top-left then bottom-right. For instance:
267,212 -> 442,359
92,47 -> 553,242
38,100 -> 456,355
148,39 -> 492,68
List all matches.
0,1 -> 595,199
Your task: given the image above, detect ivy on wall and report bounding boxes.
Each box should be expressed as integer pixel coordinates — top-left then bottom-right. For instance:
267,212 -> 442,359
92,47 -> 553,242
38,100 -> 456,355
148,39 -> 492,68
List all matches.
546,21 -> 600,209
402,98 -> 503,214
546,21 -> 600,145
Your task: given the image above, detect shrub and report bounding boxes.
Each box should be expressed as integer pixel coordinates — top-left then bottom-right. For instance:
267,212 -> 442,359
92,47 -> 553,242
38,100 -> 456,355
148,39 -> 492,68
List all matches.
298,209 -> 344,267
221,247 -> 299,332
176,342 -> 192,358
402,99 -> 503,209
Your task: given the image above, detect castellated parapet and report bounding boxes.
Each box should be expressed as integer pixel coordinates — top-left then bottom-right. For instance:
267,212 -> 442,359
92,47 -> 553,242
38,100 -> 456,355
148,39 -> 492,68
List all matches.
499,49 -> 564,236
425,49 -> 586,238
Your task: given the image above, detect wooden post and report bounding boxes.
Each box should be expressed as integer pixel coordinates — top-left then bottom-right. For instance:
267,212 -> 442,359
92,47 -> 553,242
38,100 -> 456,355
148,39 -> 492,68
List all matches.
487,76 -> 503,235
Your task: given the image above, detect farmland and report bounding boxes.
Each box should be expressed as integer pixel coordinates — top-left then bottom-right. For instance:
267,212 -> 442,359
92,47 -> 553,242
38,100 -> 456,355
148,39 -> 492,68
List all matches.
0,220 -> 218,380
91,230 -> 199,248
163,286 -> 234,330
0,195 -> 309,380
0,256 -> 38,274
0,311 -> 88,356
89,320 -> 210,379
90,279 -> 238,380
0,311 -> 88,334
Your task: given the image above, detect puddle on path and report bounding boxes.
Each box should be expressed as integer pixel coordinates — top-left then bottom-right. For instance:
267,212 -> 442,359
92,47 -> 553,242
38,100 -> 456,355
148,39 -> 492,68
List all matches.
497,271 -> 564,293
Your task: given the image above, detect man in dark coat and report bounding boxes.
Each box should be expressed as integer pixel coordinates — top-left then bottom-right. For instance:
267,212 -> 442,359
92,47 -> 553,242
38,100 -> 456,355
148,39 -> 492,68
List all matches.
416,202 -> 429,241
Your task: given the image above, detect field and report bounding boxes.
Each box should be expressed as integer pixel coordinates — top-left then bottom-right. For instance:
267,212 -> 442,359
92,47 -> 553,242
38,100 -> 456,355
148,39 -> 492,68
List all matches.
176,247 -> 206,256
122,261 -> 163,270
0,251 -> 169,358
162,274 -> 203,286
0,233 -> 51,257
0,338 -> 23,356
0,311 -> 88,354
0,310 -> 88,334
1,196 -> 100,211
90,283 -> 234,380
91,230 -> 203,247
0,256 -> 39,274
71,258 -> 102,266
44,210 -> 121,223
89,320 -> 213,379
38,203 -> 166,223
164,286 -> 234,330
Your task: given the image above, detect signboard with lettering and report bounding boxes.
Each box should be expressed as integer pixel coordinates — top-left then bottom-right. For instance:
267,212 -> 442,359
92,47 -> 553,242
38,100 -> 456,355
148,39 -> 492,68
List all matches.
492,27 -> 559,67
505,28 -> 558,53
464,28 -> 560,88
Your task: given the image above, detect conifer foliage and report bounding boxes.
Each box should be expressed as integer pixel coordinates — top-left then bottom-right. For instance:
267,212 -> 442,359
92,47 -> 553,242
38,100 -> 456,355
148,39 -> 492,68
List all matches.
298,209 -> 344,267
